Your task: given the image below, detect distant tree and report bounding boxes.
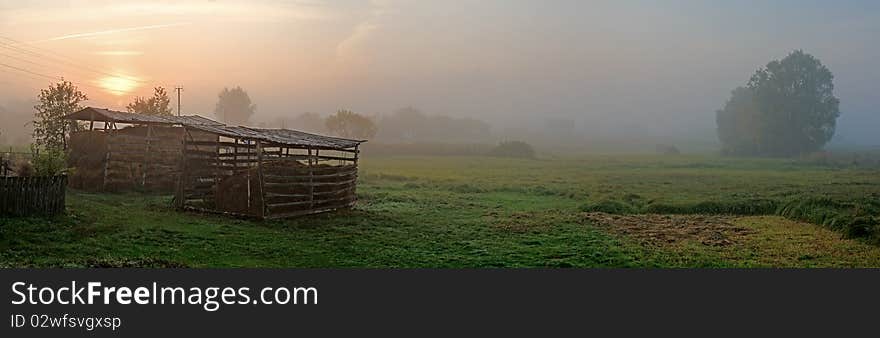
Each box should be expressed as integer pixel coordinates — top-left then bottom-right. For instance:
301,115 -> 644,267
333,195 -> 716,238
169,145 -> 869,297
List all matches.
375,106 -> 492,143
33,80 -> 88,150
290,112 -> 326,133
382,107 -> 426,141
126,87 -> 172,116
716,87 -> 761,155
215,86 -> 256,126
716,50 -> 840,157
488,140 -> 535,159
325,109 -> 377,139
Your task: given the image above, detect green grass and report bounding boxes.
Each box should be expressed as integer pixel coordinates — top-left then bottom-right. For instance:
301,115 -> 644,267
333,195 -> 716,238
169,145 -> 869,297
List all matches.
1,154 -> 879,267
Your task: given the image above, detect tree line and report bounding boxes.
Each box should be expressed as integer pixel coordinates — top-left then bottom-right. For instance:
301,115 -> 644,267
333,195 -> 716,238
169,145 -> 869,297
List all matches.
26,49 -> 843,160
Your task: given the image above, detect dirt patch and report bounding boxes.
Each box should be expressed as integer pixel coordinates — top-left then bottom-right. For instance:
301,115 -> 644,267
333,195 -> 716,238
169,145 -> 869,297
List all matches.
583,212 -> 755,247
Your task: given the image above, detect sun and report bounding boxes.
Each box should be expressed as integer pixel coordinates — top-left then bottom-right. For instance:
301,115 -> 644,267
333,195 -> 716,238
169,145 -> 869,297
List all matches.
98,76 -> 139,96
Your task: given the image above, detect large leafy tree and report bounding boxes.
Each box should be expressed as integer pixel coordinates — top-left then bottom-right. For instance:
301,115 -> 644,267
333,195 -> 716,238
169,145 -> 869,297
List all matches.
716,87 -> 760,156
126,87 -> 173,116
33,80 -> 88,150
717,50 -> 840,157
325,109 -> 377,139
215,86 -> 256,126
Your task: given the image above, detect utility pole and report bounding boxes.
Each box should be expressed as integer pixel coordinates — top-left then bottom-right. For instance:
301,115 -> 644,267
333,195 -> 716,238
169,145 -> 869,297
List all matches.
175,86 -> 183,116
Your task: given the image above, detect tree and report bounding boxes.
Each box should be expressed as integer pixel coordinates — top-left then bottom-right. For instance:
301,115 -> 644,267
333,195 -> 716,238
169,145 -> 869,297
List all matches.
290,112 -> 326,133
375,106 -> 492,143
716,50 -> 840,157
215,86 -> 256,125
325,109 -> 377,139
716,87 -> 761,156
488,141 -> 535,159
33,80 -> 88,150
126,87 -> 172,116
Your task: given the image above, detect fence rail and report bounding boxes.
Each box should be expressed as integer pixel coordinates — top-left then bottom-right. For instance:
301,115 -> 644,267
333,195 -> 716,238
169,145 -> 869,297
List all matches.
0,175 -> 67,216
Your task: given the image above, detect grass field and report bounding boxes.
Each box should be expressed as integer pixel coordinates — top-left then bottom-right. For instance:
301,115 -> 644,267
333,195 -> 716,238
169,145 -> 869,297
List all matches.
2,154 -> 879,267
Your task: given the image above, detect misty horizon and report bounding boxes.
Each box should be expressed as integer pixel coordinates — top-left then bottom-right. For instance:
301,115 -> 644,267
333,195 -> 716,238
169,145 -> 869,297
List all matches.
1,0 -> 878,151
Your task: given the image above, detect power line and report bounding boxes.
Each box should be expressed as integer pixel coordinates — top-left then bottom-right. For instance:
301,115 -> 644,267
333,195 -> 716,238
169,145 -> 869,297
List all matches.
0,47 -> 107,81
0,62 -> 61,81
0,35 -> 144,82
0,62 -> 110,92
0,35 -> 146,83
0,66 -> 55,84
0,52 -> 69,76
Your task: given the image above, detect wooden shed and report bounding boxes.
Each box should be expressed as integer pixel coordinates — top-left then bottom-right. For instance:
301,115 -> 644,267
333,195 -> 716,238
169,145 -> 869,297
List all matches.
64,107 -> 222,192
175,124 -> 366,219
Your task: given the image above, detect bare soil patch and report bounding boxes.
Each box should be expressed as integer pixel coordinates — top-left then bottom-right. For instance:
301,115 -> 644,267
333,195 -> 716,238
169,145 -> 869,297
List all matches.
583,212 -> 755,247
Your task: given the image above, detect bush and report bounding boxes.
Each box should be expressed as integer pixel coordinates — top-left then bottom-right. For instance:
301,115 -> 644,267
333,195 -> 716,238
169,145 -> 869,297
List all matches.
488,141 -> 536,159
31,147 -> 68,176
12,161 -> 34,177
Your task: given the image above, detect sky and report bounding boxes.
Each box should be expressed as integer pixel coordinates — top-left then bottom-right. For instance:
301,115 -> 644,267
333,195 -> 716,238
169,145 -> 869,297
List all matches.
0,0 -> 878,147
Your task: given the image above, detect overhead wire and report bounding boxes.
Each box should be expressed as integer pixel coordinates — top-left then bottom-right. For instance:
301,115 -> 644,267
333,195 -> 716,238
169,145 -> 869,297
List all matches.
0,35 -> 146,83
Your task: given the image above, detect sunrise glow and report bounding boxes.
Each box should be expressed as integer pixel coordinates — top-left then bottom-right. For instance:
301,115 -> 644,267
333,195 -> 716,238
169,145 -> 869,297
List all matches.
98,75 -> 139,96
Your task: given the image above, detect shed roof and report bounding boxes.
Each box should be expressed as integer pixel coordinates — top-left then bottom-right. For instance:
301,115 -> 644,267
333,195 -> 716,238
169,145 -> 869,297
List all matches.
185,124 -> 365,150
64,107 -> 223,126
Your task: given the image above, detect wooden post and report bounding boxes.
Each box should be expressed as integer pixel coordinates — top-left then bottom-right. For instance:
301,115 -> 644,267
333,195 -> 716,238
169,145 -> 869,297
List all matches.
142,124 -> 152,188
102,135 -> 111,192
233,139 -> 239,169
176,128 -> 188,209
309,148 -> 316,210
256,141 -> 265,219
354,145 -> 360,165
214,136 -> 221,208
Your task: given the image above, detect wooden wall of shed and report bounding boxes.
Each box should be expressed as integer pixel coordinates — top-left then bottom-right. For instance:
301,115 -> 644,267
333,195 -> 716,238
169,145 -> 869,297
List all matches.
68,127 -> 216,192
262,160 -> 358,219
68,130 -> 108,189
178,139 -> 359,219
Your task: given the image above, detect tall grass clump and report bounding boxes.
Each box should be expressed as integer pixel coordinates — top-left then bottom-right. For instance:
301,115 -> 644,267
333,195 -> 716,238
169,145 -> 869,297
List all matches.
579,199 -> 637,214
582,196 -> 879,243
777,198 -> 879,241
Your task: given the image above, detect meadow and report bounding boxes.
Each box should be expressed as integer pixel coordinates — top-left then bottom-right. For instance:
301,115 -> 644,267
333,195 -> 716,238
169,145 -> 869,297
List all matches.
1,154 -> 879,268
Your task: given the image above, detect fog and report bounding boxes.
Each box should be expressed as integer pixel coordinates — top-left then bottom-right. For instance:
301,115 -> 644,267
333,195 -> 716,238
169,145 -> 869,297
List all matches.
1,0 -> 878,152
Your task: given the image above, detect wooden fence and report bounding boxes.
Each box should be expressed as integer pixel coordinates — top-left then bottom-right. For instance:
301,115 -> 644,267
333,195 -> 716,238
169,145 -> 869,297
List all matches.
0,175 -> 67,216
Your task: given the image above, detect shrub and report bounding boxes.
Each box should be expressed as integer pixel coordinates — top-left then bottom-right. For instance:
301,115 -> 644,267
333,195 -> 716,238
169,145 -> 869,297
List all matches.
488,141 -> 536,159
13,160 -> 35,177
31,147 -> 68,176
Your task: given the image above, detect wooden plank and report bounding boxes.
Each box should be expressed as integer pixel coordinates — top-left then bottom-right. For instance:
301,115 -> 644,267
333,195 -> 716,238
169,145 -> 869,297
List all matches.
265,192 -> 310,198
188,140 -> 256,148
263,170 -> 357,182
263,178 -> 357,188
315,155 -> 355,162
264,201 -> 357,219
266,200 -> 312,208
